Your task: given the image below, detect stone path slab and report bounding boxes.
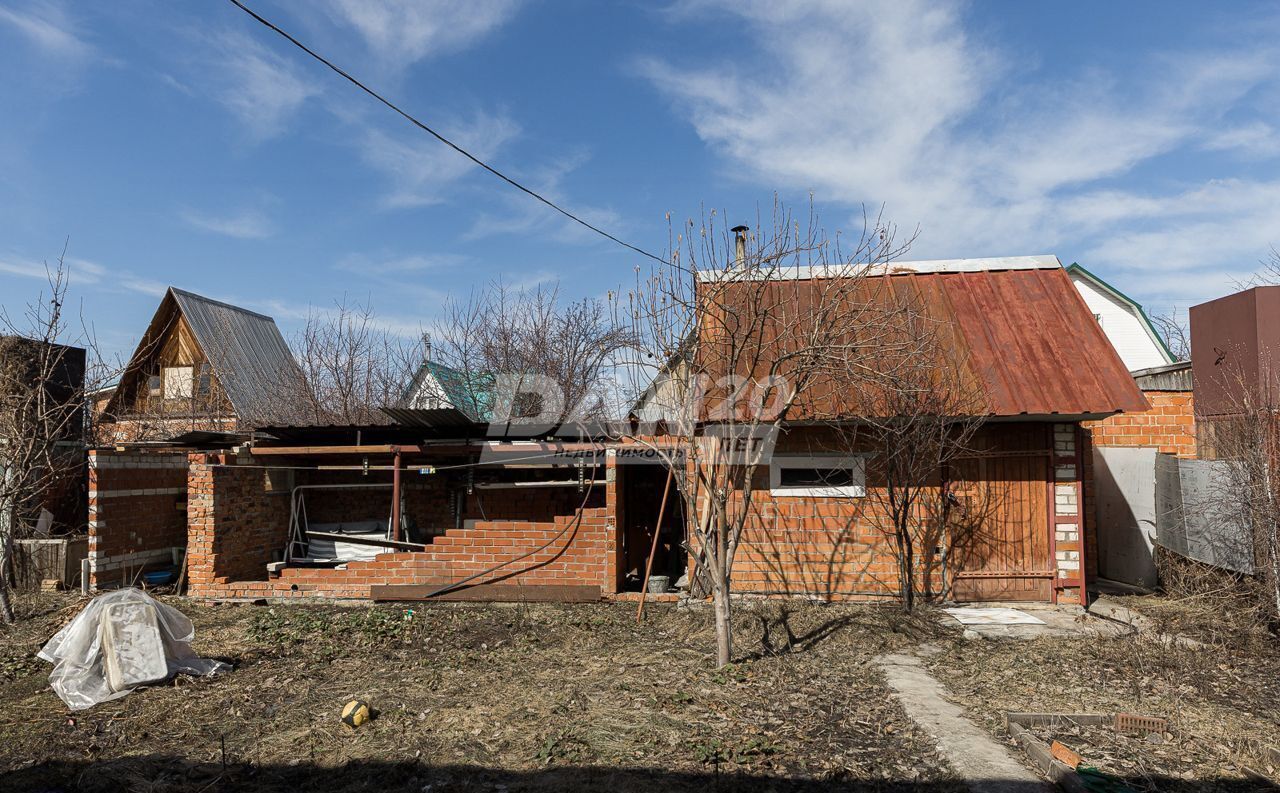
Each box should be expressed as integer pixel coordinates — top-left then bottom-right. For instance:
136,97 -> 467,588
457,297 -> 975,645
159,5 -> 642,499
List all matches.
876,651 -> 1053,793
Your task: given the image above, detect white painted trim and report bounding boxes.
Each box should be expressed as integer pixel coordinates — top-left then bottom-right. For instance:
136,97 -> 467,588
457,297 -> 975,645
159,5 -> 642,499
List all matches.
698,254 -> 1061,282
769,454 -> 867,498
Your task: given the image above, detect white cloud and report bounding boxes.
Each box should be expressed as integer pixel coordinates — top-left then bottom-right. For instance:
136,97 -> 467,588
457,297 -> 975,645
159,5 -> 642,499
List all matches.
334,251 -> 465,274
205,30 -> 321,141
324,0 -> 522,72
1202,121 -> 1280,158
180,207 -> 274,239
0,253 -> 170,302
641,0 -> 1280,306
0,254 -> 103,284
462,150 -> 627,246
0,1 -> 89,59
359,112 -> 520,208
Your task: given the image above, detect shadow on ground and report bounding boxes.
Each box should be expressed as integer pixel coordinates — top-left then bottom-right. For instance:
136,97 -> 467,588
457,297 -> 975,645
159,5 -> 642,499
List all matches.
6,758 -> 1275,793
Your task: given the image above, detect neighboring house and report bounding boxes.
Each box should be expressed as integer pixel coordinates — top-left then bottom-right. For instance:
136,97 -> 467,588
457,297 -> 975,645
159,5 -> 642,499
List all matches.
1190,284 -> 1280,449
1068,263 -> 1175,371
401,357 -> 494,420
0,337 -> 87,535
99,287 -> 303,442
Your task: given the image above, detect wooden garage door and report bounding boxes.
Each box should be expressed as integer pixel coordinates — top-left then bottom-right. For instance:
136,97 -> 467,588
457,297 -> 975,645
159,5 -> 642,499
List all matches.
950,444 -> 1054,602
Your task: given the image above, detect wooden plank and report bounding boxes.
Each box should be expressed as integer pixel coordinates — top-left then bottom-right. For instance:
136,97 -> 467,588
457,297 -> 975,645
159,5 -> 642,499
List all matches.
372,583 -> 601,603
251,445 -> 418,456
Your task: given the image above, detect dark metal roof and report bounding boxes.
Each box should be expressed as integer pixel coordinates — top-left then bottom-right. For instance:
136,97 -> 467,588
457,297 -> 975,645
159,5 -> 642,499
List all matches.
254,423 -> 427,445
166,430 -> 254,448
380,406 -> 480,429
168,288 -> 304,422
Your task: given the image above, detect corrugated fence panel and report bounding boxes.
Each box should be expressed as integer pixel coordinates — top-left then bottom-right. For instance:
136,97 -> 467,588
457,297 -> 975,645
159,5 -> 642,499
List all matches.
1154,455 -> 1254,574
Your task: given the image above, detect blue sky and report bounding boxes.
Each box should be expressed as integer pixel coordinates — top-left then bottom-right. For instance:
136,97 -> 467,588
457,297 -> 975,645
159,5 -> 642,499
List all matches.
2,1 -> 1279,358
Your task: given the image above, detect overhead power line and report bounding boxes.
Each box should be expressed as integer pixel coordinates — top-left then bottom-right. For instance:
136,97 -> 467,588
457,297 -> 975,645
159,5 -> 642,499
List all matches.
225,0 -> 668,265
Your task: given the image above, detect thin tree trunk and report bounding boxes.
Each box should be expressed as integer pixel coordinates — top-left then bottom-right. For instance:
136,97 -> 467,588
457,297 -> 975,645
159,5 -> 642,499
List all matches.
0,512 -> 14,624
712,580 -> 732,668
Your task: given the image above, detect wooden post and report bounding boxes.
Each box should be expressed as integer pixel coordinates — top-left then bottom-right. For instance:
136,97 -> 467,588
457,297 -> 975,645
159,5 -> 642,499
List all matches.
636,467 -> 674,622
391,447 -> 402,545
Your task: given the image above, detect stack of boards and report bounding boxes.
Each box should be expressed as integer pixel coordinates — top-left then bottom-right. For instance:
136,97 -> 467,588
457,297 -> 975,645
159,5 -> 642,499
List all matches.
100,599 -> 169,692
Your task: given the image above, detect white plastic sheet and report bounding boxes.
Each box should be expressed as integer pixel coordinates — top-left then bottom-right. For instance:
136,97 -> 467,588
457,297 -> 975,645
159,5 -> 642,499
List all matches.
37,588 -> 229,710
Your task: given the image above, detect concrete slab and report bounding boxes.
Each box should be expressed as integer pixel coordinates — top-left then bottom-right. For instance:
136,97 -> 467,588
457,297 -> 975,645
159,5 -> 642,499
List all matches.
876,651 -> 1053,793
940,604 -> 1128,640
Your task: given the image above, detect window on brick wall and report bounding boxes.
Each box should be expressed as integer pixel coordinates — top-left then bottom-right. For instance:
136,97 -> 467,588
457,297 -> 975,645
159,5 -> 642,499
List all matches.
769,455 -> 866,497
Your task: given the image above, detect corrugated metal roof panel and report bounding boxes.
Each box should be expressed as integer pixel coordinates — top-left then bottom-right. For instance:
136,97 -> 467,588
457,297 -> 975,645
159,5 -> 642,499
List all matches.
703,265 -> 1148,418
380,406 -> 482,429
890,267 -> 1148,415
169,288 -> 305,422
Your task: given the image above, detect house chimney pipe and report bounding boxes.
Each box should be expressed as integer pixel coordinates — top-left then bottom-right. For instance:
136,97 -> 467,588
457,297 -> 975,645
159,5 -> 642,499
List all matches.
731,225 -> 749,267
421,332 -> 432,363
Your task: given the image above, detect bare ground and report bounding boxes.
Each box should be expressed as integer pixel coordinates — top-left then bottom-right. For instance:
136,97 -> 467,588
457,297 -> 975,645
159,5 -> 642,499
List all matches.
0,593 -> 963,793
926,595 -> 1280,792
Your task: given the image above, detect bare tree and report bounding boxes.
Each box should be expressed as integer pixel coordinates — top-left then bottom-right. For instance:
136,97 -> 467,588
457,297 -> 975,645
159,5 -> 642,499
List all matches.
617,200 -> 919,666
840,296 -> 989,611
1198,375 -> 1280,624
1150,308 -> 1191,362
429,281 -> 634,423
288,297 -> 419,425
0,256 -> 89,621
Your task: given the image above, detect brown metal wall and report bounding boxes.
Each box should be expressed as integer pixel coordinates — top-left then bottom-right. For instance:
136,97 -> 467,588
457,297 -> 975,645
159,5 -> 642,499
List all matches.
1191,286 -> 1280,418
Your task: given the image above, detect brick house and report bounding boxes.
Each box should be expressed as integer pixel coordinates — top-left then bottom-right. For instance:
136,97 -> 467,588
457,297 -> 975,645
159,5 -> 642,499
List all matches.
690,256 -> 1148,605
88,257 -> 1147,605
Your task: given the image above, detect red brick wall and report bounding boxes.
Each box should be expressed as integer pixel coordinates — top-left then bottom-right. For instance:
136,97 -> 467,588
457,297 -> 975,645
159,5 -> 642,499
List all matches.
1083,391 -> 1196,458
714,423 -> 1066,602
186,453 -> 620,600
1080,391 -> 1195,587
186,453 -> 291,590
86,449 -> 190,588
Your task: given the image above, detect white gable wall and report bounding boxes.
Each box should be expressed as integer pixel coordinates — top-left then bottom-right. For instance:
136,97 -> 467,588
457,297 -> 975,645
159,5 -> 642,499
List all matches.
1070,276 -> 1170,371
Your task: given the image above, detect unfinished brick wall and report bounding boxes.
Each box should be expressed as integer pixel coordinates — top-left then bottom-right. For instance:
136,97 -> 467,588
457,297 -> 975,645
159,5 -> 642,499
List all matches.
86,449 -> 189,588
1052,423 -> 1086,605
262,508 -> 615,599
186,452 -> 621,601
186,452 -> 291,593
1083,391 -> 1196,458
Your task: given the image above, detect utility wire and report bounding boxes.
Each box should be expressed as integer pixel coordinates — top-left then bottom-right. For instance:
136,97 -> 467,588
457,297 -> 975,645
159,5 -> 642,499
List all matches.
225,0 -> 668,265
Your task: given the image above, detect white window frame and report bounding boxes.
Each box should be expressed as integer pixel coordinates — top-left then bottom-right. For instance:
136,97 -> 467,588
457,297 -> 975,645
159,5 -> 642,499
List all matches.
768,454 -> 866,498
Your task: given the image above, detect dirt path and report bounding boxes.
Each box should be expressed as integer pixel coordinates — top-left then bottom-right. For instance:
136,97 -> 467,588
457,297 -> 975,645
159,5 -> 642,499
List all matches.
876,651 -> 1051,793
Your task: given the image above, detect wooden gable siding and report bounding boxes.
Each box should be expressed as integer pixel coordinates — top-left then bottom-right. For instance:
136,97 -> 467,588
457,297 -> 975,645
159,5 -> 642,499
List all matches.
119,313 -> 231,419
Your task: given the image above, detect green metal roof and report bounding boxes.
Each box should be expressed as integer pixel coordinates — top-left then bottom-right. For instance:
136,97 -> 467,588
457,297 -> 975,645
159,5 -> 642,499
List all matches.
403,360 -> 495,421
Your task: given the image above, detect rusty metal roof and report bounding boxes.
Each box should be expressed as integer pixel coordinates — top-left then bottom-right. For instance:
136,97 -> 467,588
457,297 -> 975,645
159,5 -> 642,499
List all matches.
900,266 -> 1149,416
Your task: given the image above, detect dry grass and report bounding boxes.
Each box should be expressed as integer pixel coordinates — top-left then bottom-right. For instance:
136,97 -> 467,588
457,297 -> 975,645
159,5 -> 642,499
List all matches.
0,593 -> 962,792
927,595 -> 1280,792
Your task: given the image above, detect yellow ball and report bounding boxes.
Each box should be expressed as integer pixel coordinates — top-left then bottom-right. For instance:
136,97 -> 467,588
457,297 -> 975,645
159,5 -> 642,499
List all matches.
341,699 -> 371,728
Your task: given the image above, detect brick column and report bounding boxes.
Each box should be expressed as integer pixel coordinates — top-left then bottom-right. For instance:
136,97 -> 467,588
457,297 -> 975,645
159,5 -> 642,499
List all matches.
1052,423 -> 1085,604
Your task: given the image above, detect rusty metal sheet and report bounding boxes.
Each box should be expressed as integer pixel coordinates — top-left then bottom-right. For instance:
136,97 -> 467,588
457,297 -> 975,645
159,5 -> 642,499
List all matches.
702,265 -> 1149,418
